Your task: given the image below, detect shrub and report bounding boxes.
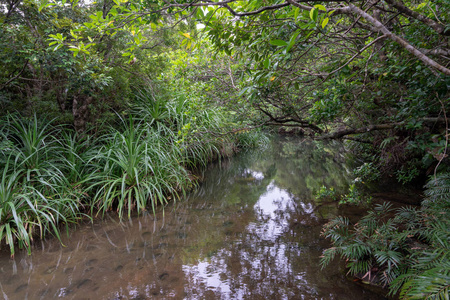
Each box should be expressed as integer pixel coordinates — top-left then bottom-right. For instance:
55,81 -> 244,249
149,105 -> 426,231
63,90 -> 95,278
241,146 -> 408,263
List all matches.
339,183 -> 372,206
86,117 -> 190,218
0,92 -> 268,255
0,116 -> 83,257
315,185 -> 338,202
321,173 -> 450,299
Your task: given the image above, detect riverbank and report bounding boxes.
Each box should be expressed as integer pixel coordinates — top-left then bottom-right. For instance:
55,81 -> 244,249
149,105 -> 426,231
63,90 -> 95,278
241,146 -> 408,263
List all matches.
0,135 -> 385,299
0,102 -> 268,257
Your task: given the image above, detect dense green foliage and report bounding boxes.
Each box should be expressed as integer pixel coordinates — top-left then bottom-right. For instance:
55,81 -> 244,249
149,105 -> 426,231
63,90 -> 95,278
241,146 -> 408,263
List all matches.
0,0 -> 449,297
200,0 -> 450,181
0,0 -> 269,256
0,91 -> 266,256
321,173 -> 450,299
0,114 -> 83,256
2,0 -> 448,180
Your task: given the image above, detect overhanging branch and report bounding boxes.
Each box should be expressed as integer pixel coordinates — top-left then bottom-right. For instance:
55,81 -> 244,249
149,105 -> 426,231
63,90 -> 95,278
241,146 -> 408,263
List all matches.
384,0 -> 450,36
348,4 -> 450,76
317,117 -> 447,140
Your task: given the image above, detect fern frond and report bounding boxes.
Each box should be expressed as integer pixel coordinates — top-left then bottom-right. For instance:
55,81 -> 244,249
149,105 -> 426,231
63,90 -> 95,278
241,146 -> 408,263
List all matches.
347,259 -> 372,277
399,268 -> 450,300
344,241 -> 371,259
423,173 -> 450,208
320,247 -> 339,269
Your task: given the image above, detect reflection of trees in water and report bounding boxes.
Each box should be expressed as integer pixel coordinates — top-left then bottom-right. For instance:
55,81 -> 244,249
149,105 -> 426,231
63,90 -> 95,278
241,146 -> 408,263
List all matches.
181,135 -> 374,299
194,136 -> 352,204
192,136 -> 351,207
180,137 -> 382,299
251,137 -> 352,200
182,182 -> 378,299
188,147 -> 276,208
0,136 -> 379,300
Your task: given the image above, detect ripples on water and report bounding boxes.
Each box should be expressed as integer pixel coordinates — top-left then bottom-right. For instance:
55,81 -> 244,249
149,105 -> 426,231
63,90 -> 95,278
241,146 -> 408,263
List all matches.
0,137 -> 386,299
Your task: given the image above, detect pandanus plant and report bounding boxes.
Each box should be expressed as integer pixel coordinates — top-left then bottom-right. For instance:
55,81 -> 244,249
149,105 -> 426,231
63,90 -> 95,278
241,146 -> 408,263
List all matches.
0,158 -> 78,257
0,115 -> 82,256
87,117 -> 191,218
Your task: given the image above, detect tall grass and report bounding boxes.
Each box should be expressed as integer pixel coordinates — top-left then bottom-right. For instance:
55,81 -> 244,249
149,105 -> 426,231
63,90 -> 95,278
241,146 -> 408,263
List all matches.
86,117 -> 190,218
235,129 -> 270,150
0,92 -> 268,256
0,166 -> 80,257
0,115 -> 84,256
133,88 -> 170,126
166,95 -> 234,167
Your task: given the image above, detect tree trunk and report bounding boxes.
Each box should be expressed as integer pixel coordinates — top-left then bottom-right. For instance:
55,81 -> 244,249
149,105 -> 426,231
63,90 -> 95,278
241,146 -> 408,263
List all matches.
72,94 -> 93,134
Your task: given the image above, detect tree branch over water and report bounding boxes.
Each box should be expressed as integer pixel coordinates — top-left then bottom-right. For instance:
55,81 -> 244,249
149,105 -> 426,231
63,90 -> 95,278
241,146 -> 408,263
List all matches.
347,4 -> 450,76
317,118 -> 447,140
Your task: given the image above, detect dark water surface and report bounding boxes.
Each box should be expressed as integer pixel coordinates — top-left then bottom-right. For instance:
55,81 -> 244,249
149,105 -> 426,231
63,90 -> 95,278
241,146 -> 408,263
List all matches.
0,137 -> 387,299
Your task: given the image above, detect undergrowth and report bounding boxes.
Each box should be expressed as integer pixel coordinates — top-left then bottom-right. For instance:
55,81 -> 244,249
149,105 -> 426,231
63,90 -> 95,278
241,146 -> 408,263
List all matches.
321,173 -> 450,299
0,90 -> 268,256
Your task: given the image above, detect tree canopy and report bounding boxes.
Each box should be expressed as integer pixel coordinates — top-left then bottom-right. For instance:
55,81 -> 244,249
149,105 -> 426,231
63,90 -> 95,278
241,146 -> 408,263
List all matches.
1,0 -> 449,177
1,1 -> 449,297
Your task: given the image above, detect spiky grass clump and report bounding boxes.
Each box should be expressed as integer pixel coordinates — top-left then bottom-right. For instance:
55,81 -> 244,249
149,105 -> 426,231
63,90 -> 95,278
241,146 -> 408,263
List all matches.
172,105 -> 229,167
133,88 -> 170,126
0,91 -> 269,256
134,92 -> 232,167
86,118 -> 191,218
235,129 -> 269,150
0,115 -> 83,256
133,89 -> 270,166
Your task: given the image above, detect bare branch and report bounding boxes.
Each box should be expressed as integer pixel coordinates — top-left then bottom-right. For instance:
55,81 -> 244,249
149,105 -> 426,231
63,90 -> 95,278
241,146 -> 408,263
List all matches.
325,34 -> 388,79
384,0 -> 450,36
222,2 -> 289,17
0,59 -> 30,91
286,0 -> 311,11
348,4 -> 450,76
318,117 -> 447,140
419,48 -> 450,57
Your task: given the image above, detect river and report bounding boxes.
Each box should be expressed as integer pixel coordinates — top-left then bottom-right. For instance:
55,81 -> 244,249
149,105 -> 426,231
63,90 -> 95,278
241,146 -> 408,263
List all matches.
0,136 -> 386,299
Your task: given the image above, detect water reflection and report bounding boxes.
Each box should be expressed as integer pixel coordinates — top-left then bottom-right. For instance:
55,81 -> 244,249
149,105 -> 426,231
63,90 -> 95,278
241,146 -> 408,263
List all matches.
0,137 -> 386,299
180,164 -> 365,300
252,181 -> 291,239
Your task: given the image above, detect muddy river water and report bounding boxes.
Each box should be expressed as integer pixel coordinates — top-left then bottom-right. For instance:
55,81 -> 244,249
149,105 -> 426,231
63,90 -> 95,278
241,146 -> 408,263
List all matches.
0,137 -> 387,299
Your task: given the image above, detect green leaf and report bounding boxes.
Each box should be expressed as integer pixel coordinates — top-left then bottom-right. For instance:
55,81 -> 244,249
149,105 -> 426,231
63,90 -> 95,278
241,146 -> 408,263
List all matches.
294,7 -> 300,20
96,11 -> 103,20
109,7 -> 118,16
196,7 -> 204,19
5,224 -> 14,256
263,58 -> 270,68
269,39 -> 288,47
238,87 -> 249,97
38,0 -> 53,12
68,48 -> 79,57
310,8 -> 318,22
304,30 -> 314,40
315,4 -> 327,11
70,30 -> 78,39
322,17 -> 329,28
286,29 -> 301,52
416,2 -> 427,9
